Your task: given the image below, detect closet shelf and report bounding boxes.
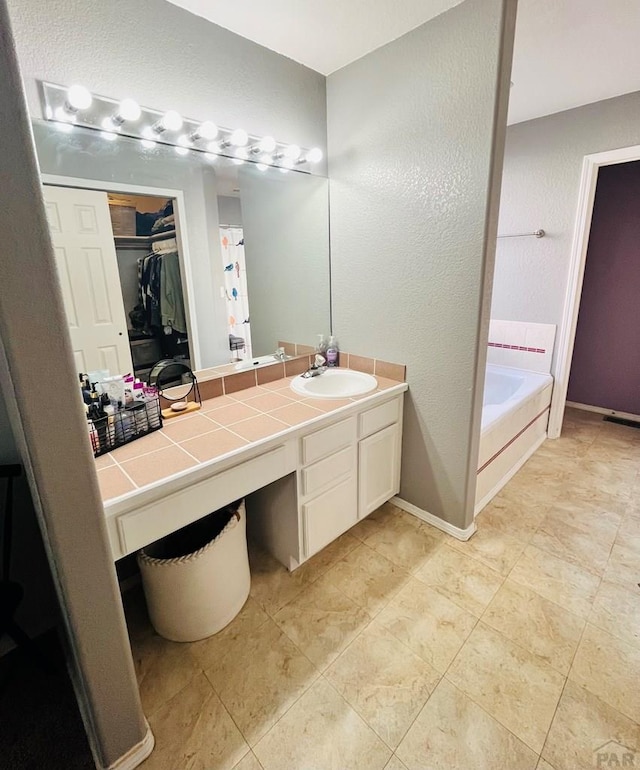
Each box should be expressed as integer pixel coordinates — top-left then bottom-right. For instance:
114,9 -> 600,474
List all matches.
114,229 -> 177,248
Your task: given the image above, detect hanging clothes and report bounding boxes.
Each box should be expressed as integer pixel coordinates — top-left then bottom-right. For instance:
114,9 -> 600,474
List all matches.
134,238 -> 187,335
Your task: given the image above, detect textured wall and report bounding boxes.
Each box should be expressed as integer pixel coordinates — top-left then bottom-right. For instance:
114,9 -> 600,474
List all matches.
492,91 -> 640,376
327,0 -> 516,528
0,2 -> 147,765
6,0 -> 326,158
567,160 -> 640,413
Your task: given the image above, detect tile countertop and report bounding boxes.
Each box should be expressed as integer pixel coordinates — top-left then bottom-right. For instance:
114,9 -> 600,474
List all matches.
95,372 -> 408,509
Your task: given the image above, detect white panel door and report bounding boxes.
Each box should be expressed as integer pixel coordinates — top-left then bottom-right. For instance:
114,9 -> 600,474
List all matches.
43,185 -> 133,376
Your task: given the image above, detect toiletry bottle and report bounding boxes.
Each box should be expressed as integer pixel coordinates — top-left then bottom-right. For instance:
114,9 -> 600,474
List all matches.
316,334 -> 328,355
326,335 -> 339,367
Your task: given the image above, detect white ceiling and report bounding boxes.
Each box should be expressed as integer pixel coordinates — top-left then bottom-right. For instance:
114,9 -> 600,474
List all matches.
167,0 -> 640,125
166,0 -> 463,76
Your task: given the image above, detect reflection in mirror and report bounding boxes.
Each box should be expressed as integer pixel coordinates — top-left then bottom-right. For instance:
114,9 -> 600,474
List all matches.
32,120 -> 331,381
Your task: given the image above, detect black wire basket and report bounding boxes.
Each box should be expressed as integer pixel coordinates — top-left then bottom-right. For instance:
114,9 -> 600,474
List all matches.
89,397 -> 163,457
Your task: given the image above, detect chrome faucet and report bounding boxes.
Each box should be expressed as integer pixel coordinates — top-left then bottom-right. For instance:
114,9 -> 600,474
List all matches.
302,354 -> 327,378
273,347 -> 287,362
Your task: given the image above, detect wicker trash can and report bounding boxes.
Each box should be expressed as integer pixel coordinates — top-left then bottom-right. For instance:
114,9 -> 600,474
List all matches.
137,500 -> 250,642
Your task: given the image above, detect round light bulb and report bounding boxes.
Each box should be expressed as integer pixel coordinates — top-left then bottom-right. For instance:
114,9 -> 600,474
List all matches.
235,147 -> 249,160
206,140 -> 220,154
175,146 -> 189,156
101,116 -> 119,133
230,128 -> 248,147
177,134 -> 191,147
258,136 -> 276,154
100,130 -> 117,142
141,138 -> 156,149
256,163 -> 268,172
54,105 -> 75,123
142,126 -> 156,140
284,144 -> 301,161
307,147 -> 323,164
196,121 -> 218,140
260,153 -> 273,165
160,110 -> 183,132
66,84 -> 92,111
117,98 -> 141,122
281,157 -> 294,169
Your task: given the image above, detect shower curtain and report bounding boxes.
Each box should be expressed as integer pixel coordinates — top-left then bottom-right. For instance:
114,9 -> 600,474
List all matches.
220,226 -> 252,360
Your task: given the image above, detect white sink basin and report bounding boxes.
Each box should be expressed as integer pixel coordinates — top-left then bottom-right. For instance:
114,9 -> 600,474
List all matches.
290,369 -> 378,399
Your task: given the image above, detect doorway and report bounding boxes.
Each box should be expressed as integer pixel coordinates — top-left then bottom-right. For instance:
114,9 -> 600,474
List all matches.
547,143 -> 640,436
42,182 -> 195,382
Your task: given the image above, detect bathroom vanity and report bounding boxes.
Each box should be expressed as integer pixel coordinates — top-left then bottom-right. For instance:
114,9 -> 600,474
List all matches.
101,373 -> 407,570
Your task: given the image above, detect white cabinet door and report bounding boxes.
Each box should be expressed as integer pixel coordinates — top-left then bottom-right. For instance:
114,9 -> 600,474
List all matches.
43,185 -> 133,376
358,422 -> 400,519
302,475 -> 358,558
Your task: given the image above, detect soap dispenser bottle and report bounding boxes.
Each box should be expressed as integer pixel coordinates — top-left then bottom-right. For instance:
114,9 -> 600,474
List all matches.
326,335 -> 339,367
316,334 -> 328,355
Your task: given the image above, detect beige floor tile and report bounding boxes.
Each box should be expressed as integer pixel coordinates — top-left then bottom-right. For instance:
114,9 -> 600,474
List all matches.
204,618 -> 318,746
323,543 -> 410,614
144,673 -> 249,770
273,575 -> 371,670
498,473 -> 566,508
248,543 -> 311,616
376,577 -> 477,673
530,513 -> 615,577
616,512 -> 640,554
509,545 -> 600,618
449,522 -> 526,576
131,632 -> 202,717
384,757 -> 409,770
363,511 -> 442,573
542,679 -> 640,770
555,480 -> 630,516
350,502 -> 414,542
396,678 -> 538,770
589,581 -> 640,648
414,544 -> 504,617
447,623 -> 565,753
253,677 -> 391,770
476,496 -> 548,543
295,530 -> 360,583
232,752 -> 263,770
482,580 -> 585,675
190,597 -> 270,670
536,759 -> 556,770
325,622 -> 439,748
570,623 -> 640,724
603,543 -> 640,593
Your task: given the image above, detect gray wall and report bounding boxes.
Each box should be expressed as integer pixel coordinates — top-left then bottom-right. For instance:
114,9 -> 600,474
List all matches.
218,196 -> 243,226
241,169 -> 331,355
491,90 -> 640,376
0,3 -> 148,765
6,0 -> 326,162
327,0 -> 516,529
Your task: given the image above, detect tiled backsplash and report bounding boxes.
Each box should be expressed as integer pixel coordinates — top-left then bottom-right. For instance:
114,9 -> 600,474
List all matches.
278,342 -> 406,382
487,320 -> 556,374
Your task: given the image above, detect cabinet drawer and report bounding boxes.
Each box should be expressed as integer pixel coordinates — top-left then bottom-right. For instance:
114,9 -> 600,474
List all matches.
358,423 -> 401,518
301,417 -> 356,466
302,475 -> 358,558
117,445 -> 288,555
359,398 -> 400,439
302,445 -> 356,498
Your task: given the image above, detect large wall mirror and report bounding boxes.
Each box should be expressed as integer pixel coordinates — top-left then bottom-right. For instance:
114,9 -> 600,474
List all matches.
32,120 -> 331,381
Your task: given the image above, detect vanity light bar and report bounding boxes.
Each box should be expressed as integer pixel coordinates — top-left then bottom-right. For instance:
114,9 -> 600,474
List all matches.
40,82 -> 324,171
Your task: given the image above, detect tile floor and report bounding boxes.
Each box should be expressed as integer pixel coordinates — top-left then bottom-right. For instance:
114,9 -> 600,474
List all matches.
129,408 -> 640,769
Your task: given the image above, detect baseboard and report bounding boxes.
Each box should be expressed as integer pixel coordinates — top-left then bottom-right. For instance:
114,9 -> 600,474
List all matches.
391,497 -> 476,541
105,722 -> 154,770
566,401 -> 640,423
474,433 -> 546,516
